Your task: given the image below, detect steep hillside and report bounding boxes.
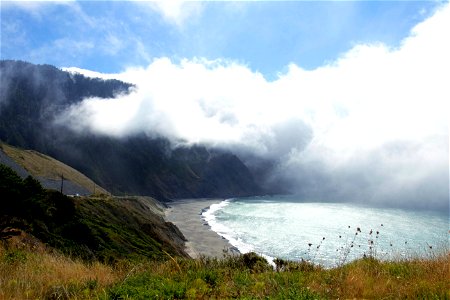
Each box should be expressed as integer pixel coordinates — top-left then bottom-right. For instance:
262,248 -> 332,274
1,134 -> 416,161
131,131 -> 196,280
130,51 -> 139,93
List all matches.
0,60 -> 264,200
0,143 -> 108,195
52,135 -> 262,199
0,164 -> 188,261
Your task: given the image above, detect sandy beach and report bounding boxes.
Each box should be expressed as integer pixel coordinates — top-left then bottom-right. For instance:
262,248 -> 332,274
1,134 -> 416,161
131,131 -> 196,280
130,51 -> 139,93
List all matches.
165,198 -> 238,259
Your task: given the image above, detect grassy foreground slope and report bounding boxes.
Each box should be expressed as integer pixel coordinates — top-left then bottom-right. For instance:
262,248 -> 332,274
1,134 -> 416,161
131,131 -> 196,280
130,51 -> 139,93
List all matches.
1,244 -> 448,299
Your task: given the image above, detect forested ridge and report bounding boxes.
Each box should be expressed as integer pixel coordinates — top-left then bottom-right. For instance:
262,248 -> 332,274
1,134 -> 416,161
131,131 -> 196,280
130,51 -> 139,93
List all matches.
0,60 -> 264,200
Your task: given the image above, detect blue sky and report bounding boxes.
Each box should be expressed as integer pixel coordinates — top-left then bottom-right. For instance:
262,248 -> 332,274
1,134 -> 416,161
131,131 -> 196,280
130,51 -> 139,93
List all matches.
0,1 -> 442,78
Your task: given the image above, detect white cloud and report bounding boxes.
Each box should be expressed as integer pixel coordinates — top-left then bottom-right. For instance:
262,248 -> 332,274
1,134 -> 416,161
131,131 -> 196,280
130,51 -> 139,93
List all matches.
134,0 -> 203,27
59,3 -> 450,210
1,0 -> 75,17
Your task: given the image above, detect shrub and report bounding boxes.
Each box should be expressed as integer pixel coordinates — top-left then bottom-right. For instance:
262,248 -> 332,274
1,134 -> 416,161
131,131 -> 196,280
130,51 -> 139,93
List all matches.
241,252 -> 271,272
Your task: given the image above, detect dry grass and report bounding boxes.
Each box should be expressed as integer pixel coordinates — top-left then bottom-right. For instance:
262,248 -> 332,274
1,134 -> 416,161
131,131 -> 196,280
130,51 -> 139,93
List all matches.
307,252 -> 450,299
109,251 -> 450,299
0,143 -> 108,195
0,235 -> 124,300
1,233 -> 448,299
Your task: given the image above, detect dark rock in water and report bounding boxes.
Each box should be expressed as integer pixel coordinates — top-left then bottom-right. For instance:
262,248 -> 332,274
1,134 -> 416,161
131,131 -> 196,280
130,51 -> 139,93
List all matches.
228,246 -> 240,254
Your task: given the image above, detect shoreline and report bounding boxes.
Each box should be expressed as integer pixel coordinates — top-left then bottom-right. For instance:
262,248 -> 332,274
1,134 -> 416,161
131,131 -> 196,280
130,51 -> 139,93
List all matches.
165,198 -> 239,259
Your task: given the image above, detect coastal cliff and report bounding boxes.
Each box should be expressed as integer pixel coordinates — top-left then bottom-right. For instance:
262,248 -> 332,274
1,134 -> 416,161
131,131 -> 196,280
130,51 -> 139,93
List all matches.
0,163 -> 188,261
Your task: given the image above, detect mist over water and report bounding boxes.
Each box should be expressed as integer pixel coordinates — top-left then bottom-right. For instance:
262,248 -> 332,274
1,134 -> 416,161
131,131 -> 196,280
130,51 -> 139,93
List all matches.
59,4 -> 450,211
203,196 -> 449,268
60,4 -> 450,211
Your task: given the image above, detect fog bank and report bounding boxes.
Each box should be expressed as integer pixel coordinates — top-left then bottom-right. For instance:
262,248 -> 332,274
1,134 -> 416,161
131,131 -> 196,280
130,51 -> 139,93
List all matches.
60,4 -> 449,211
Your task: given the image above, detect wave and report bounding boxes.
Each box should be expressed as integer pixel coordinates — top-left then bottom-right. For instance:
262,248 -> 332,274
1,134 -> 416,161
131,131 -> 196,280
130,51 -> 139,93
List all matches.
201,199 -> 256,255
201,196 -> 449,268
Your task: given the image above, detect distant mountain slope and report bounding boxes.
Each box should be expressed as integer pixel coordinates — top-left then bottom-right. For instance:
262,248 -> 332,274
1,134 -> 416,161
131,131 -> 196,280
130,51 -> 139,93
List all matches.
0,143 -> 108,195
0,60 -> 133,151
0,60 -> 263,199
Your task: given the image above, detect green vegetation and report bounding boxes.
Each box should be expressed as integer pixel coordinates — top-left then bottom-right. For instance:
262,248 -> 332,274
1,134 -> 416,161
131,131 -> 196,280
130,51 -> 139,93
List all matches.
73,195 -> 187,262
0,164 -> 186,262
108,252 -> 449,299
1,244 -> 448,299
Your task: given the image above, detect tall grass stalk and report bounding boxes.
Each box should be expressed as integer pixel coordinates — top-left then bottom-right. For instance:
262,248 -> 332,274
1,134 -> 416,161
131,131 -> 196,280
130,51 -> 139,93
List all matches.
0,244 -> 121,299
1,236 -> 448,299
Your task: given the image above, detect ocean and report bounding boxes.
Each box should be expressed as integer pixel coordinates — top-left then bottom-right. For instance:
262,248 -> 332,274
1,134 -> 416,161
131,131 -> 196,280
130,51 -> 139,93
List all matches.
202,196 -> 449,267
